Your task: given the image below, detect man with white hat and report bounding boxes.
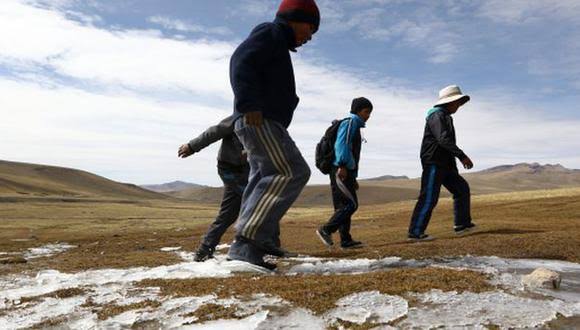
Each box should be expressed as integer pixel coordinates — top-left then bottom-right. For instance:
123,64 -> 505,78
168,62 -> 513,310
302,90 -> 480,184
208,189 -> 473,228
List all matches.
407,85 -> 476,241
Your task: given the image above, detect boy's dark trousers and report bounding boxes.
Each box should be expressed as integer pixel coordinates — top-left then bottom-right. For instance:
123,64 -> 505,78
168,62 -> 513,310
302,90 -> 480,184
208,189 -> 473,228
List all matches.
201,164 -> 249,249
321,167 -> 358,243
408,164 -> 472,236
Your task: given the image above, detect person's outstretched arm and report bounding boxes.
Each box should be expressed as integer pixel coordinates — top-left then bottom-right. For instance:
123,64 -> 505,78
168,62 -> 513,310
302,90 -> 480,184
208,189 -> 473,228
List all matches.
178,115 -> 235,158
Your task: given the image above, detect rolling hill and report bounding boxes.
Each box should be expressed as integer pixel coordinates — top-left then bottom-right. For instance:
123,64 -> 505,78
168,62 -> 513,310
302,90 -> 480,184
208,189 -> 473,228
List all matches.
0,160 -> 169,201
3,160 -> 579,205
166,163 -> 580,206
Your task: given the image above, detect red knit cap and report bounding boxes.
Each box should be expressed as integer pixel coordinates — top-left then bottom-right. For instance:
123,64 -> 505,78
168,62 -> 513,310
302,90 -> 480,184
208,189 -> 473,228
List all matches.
276,0 -> 320,33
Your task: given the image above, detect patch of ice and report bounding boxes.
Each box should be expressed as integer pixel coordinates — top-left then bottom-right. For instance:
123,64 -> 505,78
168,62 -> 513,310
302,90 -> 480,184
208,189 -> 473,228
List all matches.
288,257 -> 401,275
0,296 -> 86,329
432,256 -> 580,303
2,255 -> 580,329
181,311 -> 269,330
23,243 -> 76,260
325,291 -> 408,325
256,308 -> 326,329
0,261 -> 230,306
160,247 -> 182,252
401,290 -> 580,329
285,256 -> 326,263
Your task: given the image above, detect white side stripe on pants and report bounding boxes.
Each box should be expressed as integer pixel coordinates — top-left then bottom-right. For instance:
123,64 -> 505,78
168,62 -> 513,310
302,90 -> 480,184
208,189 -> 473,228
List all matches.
335,172 -> 357,209
242,122 -> 293,239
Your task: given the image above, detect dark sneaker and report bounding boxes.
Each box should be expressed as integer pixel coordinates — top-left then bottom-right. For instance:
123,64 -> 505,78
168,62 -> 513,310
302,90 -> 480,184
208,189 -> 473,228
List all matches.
256,260 -> 278,271
238,237 -> 297,258
262,243 -> 298,258
407,233 -> 435,242
454,223 -> 476,235
193,245 -> 215,262
340,240 -> 364,249
279,249 -> 299,258
316,228 -> 334,247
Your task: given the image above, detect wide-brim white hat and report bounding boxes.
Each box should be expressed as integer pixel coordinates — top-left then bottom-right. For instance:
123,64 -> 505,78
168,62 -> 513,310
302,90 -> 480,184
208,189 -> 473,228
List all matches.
434,85 -> 470,107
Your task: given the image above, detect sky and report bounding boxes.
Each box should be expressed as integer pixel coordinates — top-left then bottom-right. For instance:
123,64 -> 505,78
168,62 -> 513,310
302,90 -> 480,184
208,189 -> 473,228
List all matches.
1,0 -> 579,186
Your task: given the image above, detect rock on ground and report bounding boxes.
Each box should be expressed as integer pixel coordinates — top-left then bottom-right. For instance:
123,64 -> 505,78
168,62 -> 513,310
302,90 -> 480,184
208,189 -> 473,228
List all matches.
522,268 -> 562,289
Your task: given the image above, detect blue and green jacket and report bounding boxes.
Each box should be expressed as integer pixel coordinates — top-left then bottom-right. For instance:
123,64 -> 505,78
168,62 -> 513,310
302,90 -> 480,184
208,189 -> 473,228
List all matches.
333,113 -> 365,177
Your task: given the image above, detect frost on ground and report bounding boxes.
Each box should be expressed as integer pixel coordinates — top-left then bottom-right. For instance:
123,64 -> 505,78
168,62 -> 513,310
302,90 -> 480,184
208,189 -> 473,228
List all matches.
1,248 -> 580,329
325,291 -> 408,324
23,243 -> 76,260
401,290 -> 580,329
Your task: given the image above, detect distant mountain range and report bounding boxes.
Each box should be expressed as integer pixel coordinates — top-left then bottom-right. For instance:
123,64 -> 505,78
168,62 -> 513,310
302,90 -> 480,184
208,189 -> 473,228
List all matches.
2,160 -> 579,205
141,181 -> 205,193
364,175 -> 409,181
159,162 -> 580,206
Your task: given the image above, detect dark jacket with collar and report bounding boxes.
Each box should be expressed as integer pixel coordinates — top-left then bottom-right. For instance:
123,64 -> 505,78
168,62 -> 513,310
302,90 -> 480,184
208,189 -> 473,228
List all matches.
230,18 -> 299,128
420,106 -> 467,170
188,114 -> 247,169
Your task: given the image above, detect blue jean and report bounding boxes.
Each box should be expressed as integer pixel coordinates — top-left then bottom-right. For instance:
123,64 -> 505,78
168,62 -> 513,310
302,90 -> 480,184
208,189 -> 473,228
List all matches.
228,118 -> 310,264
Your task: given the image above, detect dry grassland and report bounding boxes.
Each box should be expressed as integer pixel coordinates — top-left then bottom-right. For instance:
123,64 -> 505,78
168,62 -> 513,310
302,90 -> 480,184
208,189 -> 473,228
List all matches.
1,188 -> 579,277
1,188 -> 578,322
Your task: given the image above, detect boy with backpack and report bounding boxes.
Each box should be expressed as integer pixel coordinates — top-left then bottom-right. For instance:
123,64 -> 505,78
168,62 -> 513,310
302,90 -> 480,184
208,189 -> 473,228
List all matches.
178,114 -> 248,262
316,97 -> 373,249
407,85 -> 476,241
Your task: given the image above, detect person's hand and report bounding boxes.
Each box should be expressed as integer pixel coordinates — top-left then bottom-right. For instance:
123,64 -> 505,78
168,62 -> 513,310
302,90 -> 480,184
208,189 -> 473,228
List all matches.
244,111 -> 263,127
178,144 -> 194,158
461,156 -> 474,170
337,167 -> 348,181
354,180 -> 359,191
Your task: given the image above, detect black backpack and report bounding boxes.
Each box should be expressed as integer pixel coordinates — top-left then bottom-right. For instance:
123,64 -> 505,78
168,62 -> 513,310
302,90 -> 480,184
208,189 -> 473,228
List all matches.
315,119 -> 347,174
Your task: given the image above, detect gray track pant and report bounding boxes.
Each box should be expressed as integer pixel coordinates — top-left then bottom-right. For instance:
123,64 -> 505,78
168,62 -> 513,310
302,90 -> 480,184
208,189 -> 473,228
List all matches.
228,118 -> 310,263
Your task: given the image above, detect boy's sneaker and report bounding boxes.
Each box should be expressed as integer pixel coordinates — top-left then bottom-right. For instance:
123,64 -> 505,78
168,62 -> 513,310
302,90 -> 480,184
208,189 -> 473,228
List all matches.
407,233 -> 435,242
454,223 -> 477,235
340,240 -> 364,249
316,228 -> 334,247
193,245 -> 215,262
239,237 -> 298,258
256,260 -> 278,271
262,243 -> 298,258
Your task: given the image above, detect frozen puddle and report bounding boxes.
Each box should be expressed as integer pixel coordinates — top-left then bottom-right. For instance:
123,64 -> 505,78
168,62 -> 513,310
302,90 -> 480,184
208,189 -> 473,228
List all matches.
24,243 -> 76,260
0,243 -> 76,262
401,290 -> 580,329
1,253 -> 579,329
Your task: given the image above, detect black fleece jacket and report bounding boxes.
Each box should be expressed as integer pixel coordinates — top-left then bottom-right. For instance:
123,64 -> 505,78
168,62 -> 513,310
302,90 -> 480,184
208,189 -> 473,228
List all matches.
230,18 -> 299,128
420,107 -> 467,170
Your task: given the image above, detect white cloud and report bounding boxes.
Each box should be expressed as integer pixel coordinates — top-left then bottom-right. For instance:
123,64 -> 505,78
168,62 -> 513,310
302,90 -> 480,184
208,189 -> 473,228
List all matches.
0,0 -> 235,99
147,16 -> 232,36
477,0 -> 580,24
232,0 -> 278,19
1,0 -> 579,187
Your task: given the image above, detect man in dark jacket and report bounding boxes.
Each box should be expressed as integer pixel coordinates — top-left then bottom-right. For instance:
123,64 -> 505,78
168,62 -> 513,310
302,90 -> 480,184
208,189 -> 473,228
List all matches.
227,0 -> 320,270
408,85 -> 476,241
316,97 -> 373,249
178,114 -> 248,261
